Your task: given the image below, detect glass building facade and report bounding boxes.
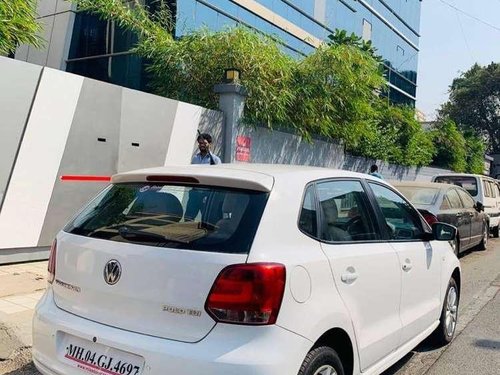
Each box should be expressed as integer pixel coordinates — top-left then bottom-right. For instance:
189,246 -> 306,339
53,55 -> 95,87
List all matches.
67,0 -> 421,105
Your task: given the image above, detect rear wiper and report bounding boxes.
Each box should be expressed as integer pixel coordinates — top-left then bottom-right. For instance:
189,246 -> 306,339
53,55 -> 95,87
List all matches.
118,226 -> 188,244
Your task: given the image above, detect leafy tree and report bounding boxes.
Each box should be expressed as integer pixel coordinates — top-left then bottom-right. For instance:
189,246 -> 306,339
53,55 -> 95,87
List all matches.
72,0 -> 438,167
0,0 -> 42,55
464,133 -> 486,174
431,119 -> 467,172
327,29 -> 382,63
356,102 -> 435,166
440,63 -> 500,153
290,43 -> 385,146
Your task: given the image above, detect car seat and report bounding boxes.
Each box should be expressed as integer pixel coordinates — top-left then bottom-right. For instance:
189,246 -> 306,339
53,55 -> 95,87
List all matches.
321,199 -> 351,242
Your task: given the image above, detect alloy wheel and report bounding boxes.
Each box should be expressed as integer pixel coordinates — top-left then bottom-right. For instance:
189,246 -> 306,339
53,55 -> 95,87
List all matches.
313,365 -> 338,375
445,286 -> 458,337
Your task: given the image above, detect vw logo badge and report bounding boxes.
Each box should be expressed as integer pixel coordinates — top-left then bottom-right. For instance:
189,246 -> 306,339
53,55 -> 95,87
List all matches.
103,259 -> 122,285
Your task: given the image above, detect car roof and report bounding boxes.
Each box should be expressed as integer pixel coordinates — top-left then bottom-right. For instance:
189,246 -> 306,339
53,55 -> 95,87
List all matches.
391,181 -> 453,191
112,163 -> 384,192
434,173 -> 494,180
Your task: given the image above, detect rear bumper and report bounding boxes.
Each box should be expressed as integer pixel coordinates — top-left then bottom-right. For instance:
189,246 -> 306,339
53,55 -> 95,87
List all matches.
33,288 -> 311,375
488,215 -> 500,228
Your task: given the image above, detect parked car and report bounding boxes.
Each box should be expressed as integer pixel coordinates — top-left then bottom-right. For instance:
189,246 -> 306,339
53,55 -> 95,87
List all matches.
393,181 -> 488,255
33,165 -> 461,375
432,174 -> 500,237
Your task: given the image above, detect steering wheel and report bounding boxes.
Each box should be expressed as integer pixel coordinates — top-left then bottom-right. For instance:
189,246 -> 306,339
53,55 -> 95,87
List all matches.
344,216 -> 363,234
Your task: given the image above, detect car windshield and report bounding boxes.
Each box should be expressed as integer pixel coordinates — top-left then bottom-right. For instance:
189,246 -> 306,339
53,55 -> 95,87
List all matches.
64,183 -> 269,254
434,176 -> 478,196
396,186 -> 440,205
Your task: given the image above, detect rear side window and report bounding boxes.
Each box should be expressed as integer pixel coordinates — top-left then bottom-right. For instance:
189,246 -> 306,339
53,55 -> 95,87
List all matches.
457,189 -> 475,209
446,189 -> 463,209
434,176 -> 478,197
483,180 -> 492,197
64,183 -> 269,254
396,186 -> 439,205
299,185 -> 318,237
488,181 -> 497,198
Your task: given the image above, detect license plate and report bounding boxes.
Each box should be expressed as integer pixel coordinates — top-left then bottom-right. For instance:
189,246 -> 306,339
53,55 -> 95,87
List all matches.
59,333 -> 144,375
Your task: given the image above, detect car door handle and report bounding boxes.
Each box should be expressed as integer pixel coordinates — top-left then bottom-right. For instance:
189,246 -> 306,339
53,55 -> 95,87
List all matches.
402,263 -> 413,271
341,272 -> 359,283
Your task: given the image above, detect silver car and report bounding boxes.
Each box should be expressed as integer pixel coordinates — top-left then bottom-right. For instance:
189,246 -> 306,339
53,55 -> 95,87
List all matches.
393,181 -> 488,255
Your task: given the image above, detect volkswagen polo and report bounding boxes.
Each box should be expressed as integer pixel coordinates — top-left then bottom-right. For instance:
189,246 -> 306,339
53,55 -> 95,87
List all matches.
33,164 -> 461,375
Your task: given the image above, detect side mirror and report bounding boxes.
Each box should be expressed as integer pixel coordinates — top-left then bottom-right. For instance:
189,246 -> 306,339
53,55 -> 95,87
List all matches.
474,201 -> 484,212
432,222 -> 457,241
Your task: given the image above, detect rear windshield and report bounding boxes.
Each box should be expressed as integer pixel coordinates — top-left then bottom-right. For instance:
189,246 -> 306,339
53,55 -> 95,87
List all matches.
64,183 -> 269,254
434,176 -> 478,197
396,186 -> 439,205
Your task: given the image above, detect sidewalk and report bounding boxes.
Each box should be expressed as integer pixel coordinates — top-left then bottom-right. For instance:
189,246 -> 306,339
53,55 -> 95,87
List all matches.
0,260 -> 47,373
426,286 -> 500,375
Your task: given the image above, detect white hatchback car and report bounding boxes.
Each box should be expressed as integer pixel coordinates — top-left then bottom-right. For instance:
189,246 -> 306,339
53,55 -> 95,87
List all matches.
33,165 -> 461,375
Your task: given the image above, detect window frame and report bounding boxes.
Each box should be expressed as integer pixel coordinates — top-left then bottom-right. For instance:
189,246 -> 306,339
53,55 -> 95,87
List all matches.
365,180 -> 431,243
297,178 -> 387,244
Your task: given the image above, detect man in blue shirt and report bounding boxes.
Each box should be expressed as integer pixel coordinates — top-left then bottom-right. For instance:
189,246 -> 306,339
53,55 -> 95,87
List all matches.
187,133 -> 221,221
191,133 -> 221,165
369,164 -> 384,179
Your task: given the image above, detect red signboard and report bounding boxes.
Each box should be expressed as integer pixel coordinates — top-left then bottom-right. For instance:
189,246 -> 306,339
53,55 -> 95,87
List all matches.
235,135 -> 251,162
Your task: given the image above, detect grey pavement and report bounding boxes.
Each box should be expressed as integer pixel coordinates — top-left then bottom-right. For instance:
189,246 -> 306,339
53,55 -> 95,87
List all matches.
386,239 -> 500,375
426,289 -> 500,375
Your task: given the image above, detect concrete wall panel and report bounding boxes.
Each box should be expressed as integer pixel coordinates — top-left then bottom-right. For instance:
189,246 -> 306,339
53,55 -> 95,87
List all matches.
37,0 -> 58,18
26,15 -> 54,66
165,102 -> 204,165
0,68 -> 83,249
0,58 -> 43,205
236,125 -> 451,181
46,11 -> 75,70
37,77 -> 122,246
56,0 -> 75,13
14,44 -> 29,62
119,89 -> 179,172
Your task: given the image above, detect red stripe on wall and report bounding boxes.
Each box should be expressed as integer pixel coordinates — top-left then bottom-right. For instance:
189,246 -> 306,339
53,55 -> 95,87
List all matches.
60,175 -> 111,182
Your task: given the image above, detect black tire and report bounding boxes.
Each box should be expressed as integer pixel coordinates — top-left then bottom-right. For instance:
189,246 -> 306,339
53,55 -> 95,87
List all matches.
492,225 -> 499,238
431,278 -> 459,347
298,346 -> 345,375
478,224 -> 488,251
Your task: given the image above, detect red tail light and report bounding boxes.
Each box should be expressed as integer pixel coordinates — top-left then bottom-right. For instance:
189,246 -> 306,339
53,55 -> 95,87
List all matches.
48,239 -> 57,284
205,263 -> 286,325
421,211 -> 438,226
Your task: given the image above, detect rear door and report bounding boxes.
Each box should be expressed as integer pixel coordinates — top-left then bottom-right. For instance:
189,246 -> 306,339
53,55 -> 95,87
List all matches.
457,188 -> 483,246
446,188 -> 471,249
367,182 -> 442,347
54,182 -> 269,342
316,179 -> 402,371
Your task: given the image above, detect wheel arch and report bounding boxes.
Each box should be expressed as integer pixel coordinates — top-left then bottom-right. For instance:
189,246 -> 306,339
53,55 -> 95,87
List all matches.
451,267 -> 461,299
313,327 -> 355,375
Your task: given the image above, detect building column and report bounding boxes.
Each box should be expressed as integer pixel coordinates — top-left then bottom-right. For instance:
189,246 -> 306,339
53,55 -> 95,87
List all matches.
213,83 -> 247,163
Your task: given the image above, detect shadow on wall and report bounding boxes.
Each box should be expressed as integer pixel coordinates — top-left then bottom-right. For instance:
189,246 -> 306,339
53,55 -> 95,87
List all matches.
342,155 -> 413,180
241,126 -> 345,167
237,125 -> 451,181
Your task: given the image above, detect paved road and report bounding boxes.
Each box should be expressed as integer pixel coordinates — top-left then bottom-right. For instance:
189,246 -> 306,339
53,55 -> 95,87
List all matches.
384,238 -> 500,375
2,239 -> 499,375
